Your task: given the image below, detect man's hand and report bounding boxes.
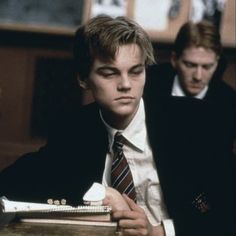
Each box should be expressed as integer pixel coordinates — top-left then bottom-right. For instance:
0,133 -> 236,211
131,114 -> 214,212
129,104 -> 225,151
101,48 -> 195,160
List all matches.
103,187 -> 130,211
112,194 -> 165,236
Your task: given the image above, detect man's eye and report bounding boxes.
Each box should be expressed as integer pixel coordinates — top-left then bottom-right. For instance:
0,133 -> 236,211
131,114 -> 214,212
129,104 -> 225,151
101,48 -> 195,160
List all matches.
98,71 -> 117,77
103,73 -> 116,77
130,69 -> 144,75
184,62 -> 194,68
202,65 -> 213,70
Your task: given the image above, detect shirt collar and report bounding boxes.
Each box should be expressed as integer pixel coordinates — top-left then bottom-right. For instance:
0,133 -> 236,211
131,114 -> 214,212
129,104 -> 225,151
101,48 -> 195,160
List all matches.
172,75 -> 208,99
100,98 -> 146,153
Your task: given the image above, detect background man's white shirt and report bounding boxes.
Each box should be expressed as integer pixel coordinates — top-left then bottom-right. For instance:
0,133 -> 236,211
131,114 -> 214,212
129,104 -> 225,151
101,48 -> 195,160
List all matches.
172,75 -> 208,99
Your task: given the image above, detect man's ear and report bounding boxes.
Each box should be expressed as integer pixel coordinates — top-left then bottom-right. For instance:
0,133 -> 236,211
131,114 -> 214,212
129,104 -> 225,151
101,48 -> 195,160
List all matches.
78,76 -> 89,90
170,52 -> 177,68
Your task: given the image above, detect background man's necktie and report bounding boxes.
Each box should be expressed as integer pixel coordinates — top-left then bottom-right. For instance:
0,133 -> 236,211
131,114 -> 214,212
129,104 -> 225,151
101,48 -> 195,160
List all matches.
111,132 -> 136,202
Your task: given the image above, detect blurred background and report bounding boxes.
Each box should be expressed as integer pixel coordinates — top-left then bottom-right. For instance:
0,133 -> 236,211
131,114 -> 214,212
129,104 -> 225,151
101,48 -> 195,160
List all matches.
0,0 -> 235,169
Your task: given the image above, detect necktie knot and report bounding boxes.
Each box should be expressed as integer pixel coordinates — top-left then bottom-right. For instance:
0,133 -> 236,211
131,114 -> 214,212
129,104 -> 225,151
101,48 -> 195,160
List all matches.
113,132 -> 124,153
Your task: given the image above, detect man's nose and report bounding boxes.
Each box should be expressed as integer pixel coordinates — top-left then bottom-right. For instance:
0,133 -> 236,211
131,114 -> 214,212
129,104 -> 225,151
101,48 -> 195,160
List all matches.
118,75 -> 131,90
193,66 -> 203,81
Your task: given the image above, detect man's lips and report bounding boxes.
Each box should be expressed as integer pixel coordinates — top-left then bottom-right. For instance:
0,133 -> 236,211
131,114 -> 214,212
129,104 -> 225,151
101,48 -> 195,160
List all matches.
189,83 -> 204,89
190,85 -> 203,89
115,96 -> 134,100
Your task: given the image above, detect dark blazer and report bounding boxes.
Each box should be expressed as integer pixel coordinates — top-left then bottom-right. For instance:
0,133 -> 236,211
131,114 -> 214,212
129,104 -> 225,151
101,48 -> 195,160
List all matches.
0,96 -> 235,236
146,62 -> 236,150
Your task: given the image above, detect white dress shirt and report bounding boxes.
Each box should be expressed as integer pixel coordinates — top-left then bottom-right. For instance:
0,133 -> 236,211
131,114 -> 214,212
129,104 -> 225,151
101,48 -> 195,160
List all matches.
172,75 -> 208,99
100,99 -> 175,236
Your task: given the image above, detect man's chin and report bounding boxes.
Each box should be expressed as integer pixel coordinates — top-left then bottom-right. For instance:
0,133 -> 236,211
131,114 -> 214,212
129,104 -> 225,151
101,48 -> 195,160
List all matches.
186,87 -> 203,96
112,105 -> 138,118
115,108 -> 135,117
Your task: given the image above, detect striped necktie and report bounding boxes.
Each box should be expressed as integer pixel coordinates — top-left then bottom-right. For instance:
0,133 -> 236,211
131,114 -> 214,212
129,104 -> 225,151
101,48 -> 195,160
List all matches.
111,132 -> 136,201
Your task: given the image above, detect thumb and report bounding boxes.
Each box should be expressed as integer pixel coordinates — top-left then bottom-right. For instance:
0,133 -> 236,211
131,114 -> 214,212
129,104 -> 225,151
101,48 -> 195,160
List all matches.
122,194 -> 143,213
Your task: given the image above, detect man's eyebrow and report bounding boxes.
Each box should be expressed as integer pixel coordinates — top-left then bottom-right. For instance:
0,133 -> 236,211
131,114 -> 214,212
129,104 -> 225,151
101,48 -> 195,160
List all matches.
130,64 -> 145,69
96,66 -> 118,71
183,60 -> 215,66
182,59 -> 196,64
96,63 -> 145,72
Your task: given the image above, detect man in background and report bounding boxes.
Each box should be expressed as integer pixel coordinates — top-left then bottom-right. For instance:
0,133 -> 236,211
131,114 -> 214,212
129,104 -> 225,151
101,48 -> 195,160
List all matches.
146,20 -> 236,155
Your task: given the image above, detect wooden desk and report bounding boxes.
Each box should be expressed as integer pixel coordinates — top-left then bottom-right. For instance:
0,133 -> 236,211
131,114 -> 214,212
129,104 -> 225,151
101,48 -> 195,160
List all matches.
0,222 -> 119,236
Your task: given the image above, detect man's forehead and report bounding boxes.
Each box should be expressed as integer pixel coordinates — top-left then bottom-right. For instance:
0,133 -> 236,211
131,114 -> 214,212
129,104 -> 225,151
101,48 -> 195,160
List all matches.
181,47 -> 218,62
182,46 -> 217,57
93,45 -> 145,68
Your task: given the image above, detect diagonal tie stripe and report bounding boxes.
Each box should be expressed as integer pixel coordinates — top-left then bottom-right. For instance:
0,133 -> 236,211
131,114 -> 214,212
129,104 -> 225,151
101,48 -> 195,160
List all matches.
111,132 -> 136,202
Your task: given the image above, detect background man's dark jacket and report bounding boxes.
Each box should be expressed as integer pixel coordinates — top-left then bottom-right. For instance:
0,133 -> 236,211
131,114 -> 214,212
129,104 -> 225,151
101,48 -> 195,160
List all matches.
146,62 -> 236,152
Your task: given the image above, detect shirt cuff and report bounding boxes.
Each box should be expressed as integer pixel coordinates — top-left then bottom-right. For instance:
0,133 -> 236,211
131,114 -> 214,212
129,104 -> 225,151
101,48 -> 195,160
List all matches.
162,219 -> 175,236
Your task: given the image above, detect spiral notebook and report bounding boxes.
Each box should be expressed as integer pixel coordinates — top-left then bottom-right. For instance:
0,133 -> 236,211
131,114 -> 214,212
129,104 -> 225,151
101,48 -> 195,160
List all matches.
0,197 -> 116,227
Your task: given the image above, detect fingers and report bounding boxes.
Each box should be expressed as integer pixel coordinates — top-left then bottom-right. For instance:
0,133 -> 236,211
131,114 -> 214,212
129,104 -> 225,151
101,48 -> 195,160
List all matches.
104,187 -> 130,211
113,208 -> 142,220
118,228 -> 148,236
113,195 -> 152,236
112,194 -> 145,220
116,217 -> 151,236
122,194 -> 144,213
112,204 -> 146,225
102,198 -> 109,206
